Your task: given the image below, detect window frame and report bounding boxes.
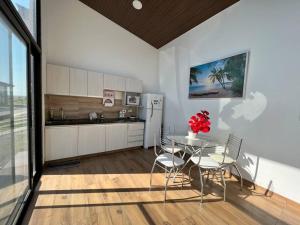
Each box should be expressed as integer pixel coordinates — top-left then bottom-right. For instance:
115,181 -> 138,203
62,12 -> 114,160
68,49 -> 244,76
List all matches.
0,0 -> 42,224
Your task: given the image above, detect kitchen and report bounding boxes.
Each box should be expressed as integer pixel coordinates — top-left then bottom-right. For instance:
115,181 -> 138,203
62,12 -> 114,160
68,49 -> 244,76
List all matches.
2,0 -> 300,224
44,63 -> 162,163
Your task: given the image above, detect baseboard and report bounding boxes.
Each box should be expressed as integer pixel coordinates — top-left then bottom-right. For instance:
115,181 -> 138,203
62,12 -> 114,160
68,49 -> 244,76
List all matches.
44,146 -> 143,167
230,173 -> 300,208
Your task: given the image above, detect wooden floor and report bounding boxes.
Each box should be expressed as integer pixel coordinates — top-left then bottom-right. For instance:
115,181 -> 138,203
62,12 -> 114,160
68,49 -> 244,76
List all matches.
23,149 -> 300,225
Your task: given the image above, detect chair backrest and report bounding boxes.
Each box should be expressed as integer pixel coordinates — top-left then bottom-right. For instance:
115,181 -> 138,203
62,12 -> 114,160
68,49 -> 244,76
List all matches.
160,126 -> 176,146
222,134 -> 243,163
153,127 -> 173,156
190,142 -> 211,166
153,133 -> 178,168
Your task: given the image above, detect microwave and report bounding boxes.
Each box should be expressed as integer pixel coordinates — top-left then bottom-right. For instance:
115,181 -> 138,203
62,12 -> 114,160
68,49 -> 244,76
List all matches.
126,95 -> 140,106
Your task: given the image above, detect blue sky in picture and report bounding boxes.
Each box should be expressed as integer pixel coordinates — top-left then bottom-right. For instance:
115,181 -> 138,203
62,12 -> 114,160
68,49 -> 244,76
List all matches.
0,14 -> 27,97
190,59 -> 231,91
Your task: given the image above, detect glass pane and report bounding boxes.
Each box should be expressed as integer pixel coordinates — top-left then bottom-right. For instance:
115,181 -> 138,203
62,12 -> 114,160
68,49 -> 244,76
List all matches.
11,0 -> 36,39
0,13 -> 29,225
30,55 -> 36,176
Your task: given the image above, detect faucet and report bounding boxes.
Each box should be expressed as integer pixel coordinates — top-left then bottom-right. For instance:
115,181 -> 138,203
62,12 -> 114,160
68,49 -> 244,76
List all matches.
59,107 -> 64,120
49,107 -> 55,120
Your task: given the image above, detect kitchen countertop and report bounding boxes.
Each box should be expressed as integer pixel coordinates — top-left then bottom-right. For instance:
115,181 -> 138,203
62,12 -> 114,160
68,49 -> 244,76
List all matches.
45,118 -> 145,126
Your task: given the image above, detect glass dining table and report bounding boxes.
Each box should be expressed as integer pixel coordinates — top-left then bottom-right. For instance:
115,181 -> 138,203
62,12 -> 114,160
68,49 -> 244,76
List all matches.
166,134 -> 221,171
167,135 -> 220,153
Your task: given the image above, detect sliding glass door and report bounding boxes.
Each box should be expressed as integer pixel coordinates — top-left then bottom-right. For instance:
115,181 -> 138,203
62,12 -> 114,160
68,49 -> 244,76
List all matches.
0,0 -> 41,223
0,12 -> 30,225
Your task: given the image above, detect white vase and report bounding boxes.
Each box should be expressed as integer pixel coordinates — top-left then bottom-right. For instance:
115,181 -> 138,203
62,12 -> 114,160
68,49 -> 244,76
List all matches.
188,131 -> 197,139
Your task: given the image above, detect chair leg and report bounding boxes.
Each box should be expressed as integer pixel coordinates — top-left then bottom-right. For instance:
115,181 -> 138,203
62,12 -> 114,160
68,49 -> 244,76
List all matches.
172,168 -> 179,182
149,161 -> 156,191
165,168 -> 173,202
212,170 -> 216,180
220,169 -> 226,201
206,170 -> 210,183
165,166 -> 167,178
229,165 -> 232,178
182,152 -> 186,159
233,163 -> 243,190
188,164 -> 196,184
199,168 -> 204,204
181,169 -> 184,188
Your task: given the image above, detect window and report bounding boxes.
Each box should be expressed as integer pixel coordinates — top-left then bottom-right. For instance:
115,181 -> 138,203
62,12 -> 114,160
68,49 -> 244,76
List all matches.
0,12 -> 29,225
0,0 -> 41,224
11,0 -> 36,39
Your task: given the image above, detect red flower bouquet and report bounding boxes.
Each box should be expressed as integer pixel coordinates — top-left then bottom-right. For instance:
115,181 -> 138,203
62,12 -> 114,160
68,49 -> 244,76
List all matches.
188,110 -> 211,134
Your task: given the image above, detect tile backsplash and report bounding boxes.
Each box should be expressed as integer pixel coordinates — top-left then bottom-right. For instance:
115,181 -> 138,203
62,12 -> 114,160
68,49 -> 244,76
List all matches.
45,94 -> 138,120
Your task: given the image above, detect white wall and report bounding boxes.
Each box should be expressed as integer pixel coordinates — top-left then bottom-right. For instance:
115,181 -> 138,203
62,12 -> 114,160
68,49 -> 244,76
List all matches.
159,0 -> 300,203
42,0 -> 158,92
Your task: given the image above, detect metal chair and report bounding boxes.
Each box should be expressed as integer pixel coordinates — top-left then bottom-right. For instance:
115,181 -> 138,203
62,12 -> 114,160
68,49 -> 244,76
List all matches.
209,134 -> 243,190
149,134 -> 185,202
188,146 -> 226,203
160,127 -> 184,155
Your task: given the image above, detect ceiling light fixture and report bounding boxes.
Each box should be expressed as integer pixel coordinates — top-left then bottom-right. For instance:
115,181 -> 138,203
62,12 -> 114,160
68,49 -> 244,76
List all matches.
132,0 -> 142,10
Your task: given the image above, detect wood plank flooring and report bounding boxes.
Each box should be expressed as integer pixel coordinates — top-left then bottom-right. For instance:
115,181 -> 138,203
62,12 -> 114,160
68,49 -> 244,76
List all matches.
22,149 -> 300,225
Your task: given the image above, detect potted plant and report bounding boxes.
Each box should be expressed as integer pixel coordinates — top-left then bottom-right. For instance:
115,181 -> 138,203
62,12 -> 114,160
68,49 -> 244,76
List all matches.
188,110 -> 211,139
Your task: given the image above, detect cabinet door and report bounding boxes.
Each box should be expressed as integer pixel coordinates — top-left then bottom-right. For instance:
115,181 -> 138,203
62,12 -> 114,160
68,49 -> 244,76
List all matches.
45,126 -> 78,161
70,67 -> 88,96
88,71 -> 103,98
127,122 -> 144,148
104,74 -> 125,91
46,64 -> 70,95
126,78 -> 143,93
106,124 -> 127,151
78,125 -> 106,156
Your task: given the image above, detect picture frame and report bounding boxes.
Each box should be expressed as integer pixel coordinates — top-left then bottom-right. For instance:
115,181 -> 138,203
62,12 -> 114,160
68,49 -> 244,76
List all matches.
189,51 -> 249,99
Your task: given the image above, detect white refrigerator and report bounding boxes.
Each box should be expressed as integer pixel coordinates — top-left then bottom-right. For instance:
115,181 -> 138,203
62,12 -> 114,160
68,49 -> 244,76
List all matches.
139,93 -> 163,149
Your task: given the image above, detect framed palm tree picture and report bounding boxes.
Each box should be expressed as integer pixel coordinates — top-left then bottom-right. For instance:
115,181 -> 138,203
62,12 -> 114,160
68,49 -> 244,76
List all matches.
189,51 -> 249,98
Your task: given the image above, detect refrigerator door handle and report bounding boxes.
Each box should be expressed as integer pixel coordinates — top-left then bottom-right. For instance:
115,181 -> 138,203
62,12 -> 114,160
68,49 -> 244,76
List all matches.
150,101 -> 154,118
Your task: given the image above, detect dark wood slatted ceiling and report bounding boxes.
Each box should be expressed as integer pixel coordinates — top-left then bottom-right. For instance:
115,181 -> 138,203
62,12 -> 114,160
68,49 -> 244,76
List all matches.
79,0 -> 239,49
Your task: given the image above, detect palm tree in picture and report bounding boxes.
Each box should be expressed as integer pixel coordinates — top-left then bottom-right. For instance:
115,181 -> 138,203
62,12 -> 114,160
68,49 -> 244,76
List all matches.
208,67 -> 231,89
190,68 -> 202,85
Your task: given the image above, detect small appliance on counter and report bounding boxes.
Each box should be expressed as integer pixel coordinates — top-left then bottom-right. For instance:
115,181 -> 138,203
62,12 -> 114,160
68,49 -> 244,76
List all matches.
126,93 -> 140,106
119,109 -> 126,118
89,112 -> 98,120
139,93 -> 163,149
48,107 -> 64,121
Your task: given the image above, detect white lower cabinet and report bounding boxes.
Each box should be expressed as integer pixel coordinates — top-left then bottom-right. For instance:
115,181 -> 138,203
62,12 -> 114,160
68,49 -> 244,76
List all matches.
127,122 -> 144,148
45,122 -> 143,161
105,124 -> 128,151
45,126 -> 78,161
78,125 -> 106,155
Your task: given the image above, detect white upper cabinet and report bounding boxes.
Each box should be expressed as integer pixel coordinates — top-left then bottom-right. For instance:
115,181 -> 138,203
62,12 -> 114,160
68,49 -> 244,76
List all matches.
88,71 -> 103,98
104,74 -> 125,91
46,64 -> 70,95
78,125 -> 106,156
46,64 -> 143,96
70,67 -> 88,96
125,78 -> 143,93
105,124 -> 127,151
